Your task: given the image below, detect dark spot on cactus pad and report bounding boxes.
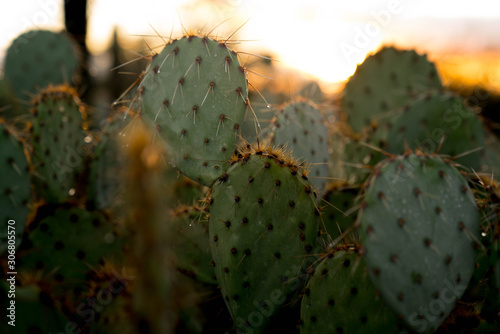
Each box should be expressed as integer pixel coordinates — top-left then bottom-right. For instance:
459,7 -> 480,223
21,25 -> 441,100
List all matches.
456,274 -> 461,283
275,180 -> 281,186
298,222 -> 305,230
321,268 -> 328,276
458,222 -> 465,231
233,295 -> 239,301
343,259 -> 351,267
257,198 -> 263,205
366,225 -> 374,235
213,235 -> 218,242
241,217 -> 248,224
70,213 -> 78,223
390,254 -> 398,263
305,245 -> 312,253
445,256 -> 452,265
461,185 -> 468,193
264,162 -> 271,169
413,188 -> 422,196
435,206 -> 441,214
27,326 -> 42,334
289,201 -> 295,208
76,250 -> 85,259
305,186 -> 311,194
424,238 -> 432,247
234,123 -> 240,130
299,233 -> 306,241
248,176 -> 254,183
274,252 -> 281,259
373,268 -> 380,276
221,147 -> 226,152
234,196 -> 240,203
203,162 -> 208,167
397,292 -> 404,301
397,218 -> 405,227
231,247 -> 237,255
153,65 -> 159,74
360,316 -> 368,323
304,288 -> 310,296
432,291 -> 439,299
244,249 -> 251,255
310,316 -> 317,323
204,138 -> 209,144
350,287 -> 358,295
267,224 -> 273,231
225,220 -> 231,228
183,154 -> 188,160
92,218 -> 100,227
243,281 -> 250,288
223,267 -> 229,273
210,260 -> 215,267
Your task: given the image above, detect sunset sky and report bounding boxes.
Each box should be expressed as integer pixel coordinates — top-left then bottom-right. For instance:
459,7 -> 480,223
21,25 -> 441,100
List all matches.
1,0 -> 500,90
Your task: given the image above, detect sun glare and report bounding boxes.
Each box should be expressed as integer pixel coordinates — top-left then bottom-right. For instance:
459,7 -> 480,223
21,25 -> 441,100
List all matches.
1,0 -> 499,89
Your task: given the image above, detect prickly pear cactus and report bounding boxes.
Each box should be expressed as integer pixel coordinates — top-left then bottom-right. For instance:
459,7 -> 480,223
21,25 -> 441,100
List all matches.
321,183 -> 359,244
19,206 -> 122,311
0,283 -> 69,333
270,99 -> 330,191
0,122 -> 30,254
342,46 -> 442,133
386,91 -> 485,170
300,249 -> 403,333
359,153 -> 480,333
343,135 -> 384,184
170,205 -> 216,285
4,30 -> 80,115
30,85 -> 88,203
138,35 -> 248,186
209,145 -> 319,332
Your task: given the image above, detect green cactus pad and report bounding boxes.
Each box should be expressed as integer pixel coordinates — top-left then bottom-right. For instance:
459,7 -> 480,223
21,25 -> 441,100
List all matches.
170,205 -> 216,285
19,206 -> 122,311
342,46 -> 442,133
4,30 -> 80,115
209,145 -> 319,332
30,85 -> 88,203
300,249 -> 403,334
270,99 -> 330,191
139,35 -> 248,186
343,135 -> 384,184
0,283 -> 69,333
0,122 -> 30,254
321,183 -> 360,244
386,91 -> 485,171
360,153 -> 480,333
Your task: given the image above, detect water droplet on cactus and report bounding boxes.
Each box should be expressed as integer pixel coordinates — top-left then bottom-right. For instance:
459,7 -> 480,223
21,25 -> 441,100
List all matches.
68,188 -> 76,196
84,136 -> 92,143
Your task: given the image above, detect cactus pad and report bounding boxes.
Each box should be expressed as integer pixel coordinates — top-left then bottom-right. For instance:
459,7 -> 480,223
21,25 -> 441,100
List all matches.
300,249 -> 402,333
138,35 -> 248,186
360,153 -> 480,333
4,30 -> 80,115
386,91 -> 485,170
342,46 -> 442,133
209,145 -> 319,331
30,85 -> 88,203
270,99 -> 330,191
0,122 -> 30,254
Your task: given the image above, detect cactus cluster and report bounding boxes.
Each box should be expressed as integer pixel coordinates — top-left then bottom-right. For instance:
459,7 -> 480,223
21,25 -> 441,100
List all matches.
0,27 -> 499,334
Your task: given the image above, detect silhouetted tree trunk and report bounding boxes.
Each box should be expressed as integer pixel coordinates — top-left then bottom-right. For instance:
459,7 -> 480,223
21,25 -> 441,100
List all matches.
64,0 -> 89,95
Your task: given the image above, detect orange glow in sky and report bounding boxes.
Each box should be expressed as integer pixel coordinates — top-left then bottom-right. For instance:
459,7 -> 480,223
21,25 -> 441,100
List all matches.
1,0 -> 500,89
